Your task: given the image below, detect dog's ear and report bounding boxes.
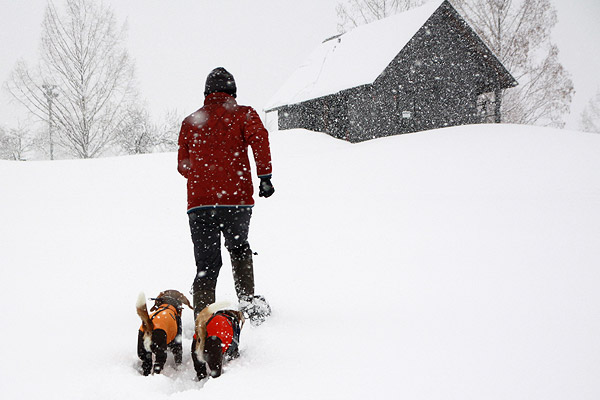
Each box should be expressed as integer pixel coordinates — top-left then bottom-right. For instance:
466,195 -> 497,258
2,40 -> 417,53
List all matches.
165,290 -> 193,310
155,289 -> 193,312
231,310 -> 245,328
176,291 -> 193,310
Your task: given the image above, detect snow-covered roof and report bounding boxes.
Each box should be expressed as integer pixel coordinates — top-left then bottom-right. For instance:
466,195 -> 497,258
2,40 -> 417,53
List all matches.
265,0 -> 445,111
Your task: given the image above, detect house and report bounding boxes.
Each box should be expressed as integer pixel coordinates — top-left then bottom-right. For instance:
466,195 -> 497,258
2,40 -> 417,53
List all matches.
264,0 -> 517,142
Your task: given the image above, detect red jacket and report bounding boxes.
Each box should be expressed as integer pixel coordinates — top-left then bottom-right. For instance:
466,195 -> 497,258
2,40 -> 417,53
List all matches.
177,93 -> 273,211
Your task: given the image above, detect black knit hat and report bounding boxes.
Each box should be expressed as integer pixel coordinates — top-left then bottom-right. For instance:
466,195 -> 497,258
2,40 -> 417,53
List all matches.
204,67 -> 237,98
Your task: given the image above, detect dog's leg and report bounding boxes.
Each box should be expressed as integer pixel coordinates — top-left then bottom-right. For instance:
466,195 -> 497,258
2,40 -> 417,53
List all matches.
173,315 -> 183,365
170,338 -> 183,365
204,336 -> 223,378
167,315 -> 183,365
191,338 -> 208,380
151,329 -> 168,374
225,345 -> 240,361
137,331 -> 153,376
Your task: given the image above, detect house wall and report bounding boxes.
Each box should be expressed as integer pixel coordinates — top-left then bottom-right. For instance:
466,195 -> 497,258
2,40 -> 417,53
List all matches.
277,94 -> 351,140
356,6 -> 491,140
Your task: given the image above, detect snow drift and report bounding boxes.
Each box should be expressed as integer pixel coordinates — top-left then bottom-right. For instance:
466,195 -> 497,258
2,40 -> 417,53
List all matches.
1,124 -> 599,399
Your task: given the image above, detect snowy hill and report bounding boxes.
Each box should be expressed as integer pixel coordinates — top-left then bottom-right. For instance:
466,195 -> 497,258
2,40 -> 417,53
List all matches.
1,124 -> 599,399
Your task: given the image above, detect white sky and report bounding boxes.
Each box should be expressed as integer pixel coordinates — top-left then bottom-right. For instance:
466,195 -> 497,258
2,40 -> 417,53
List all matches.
0,0 -> 598,129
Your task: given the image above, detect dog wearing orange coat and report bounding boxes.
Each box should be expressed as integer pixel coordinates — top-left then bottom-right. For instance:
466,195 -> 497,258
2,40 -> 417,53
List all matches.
136,290 -> 192,375
192,302 -> 245,380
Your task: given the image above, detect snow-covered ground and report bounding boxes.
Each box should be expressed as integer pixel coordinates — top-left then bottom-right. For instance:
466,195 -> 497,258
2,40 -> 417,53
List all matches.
1,124 -> 599,399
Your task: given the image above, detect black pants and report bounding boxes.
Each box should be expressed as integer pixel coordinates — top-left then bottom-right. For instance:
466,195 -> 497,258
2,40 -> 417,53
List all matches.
188,207 -> 252,293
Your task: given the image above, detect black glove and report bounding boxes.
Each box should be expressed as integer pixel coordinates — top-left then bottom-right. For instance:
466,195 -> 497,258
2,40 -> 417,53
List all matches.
258,176 -> 275,198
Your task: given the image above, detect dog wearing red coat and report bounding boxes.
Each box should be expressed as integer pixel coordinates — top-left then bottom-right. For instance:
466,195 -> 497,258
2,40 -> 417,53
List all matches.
192,302 -> 245,380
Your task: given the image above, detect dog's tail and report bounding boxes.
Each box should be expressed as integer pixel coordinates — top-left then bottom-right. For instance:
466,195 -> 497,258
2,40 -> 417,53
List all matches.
136,292 -> 153,351
194,301 -> 231,358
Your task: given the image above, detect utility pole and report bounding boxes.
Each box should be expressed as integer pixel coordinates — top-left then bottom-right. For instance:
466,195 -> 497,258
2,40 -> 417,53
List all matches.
42,84 -> 58,160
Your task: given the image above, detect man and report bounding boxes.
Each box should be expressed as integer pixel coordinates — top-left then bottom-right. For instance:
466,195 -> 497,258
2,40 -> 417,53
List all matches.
177,67 -> 274,325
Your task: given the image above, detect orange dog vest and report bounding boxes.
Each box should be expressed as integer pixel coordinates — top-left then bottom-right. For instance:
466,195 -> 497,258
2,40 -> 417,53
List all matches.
139,304 -> 179,344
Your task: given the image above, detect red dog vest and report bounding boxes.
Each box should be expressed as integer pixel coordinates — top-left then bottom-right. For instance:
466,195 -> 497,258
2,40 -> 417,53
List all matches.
206,314 -> 235,353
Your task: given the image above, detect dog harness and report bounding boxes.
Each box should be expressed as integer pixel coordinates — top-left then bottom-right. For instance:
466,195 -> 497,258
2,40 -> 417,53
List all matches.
139,304 -> 180,344
203,311 -> 241,355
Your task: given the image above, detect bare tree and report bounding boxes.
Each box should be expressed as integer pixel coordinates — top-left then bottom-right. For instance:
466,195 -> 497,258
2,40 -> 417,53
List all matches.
154,109 -> 181,152
452,0 -> 574,127
0,125 -> 36,161
116,106 -> 156,155
336,0 -> 425,32
5,0 -> 136,159
0,127 -> 11,160
580,88 -> 600,134
116,107 -> 180,155
0,126 -> 15,160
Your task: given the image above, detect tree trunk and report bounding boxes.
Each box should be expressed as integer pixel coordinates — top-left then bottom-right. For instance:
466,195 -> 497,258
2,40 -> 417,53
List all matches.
494,88 -> 502,123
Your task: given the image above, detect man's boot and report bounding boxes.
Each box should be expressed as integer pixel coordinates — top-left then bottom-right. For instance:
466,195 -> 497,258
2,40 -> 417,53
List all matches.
193,289 -> 215,319
242,294 -> 272,326
231,255 -> 255,300
232,255 -> 271,326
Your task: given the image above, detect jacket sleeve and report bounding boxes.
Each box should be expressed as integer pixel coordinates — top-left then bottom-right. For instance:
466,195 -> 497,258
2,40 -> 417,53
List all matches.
243,108 -> 272,177
177,121 -> 191,178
